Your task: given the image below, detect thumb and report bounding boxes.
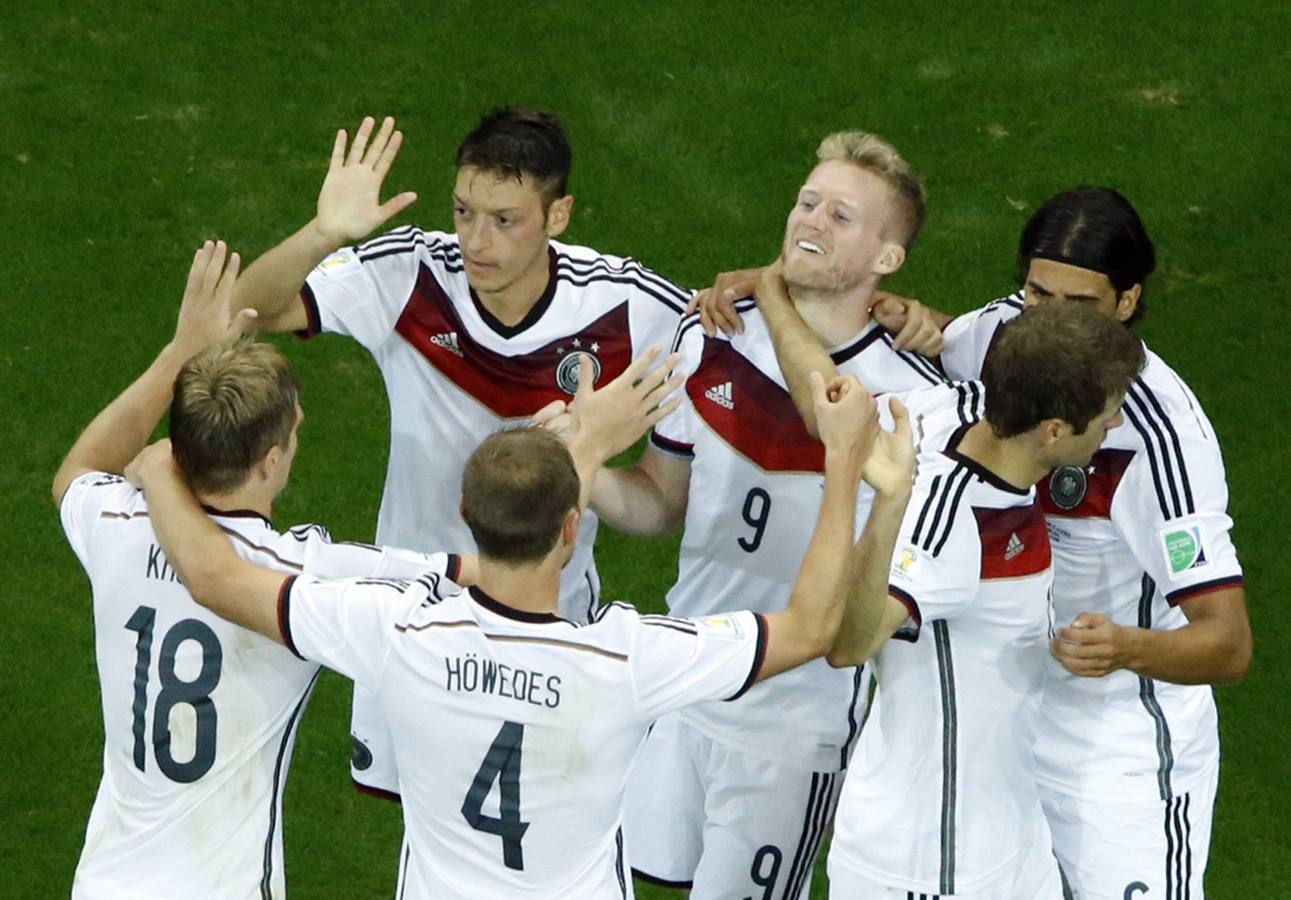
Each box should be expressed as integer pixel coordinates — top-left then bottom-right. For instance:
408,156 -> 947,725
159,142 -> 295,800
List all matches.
889,397 -> 911,436
1071,612 -> 1102,629
575,355 -> 594,404
377,191 -> 418,222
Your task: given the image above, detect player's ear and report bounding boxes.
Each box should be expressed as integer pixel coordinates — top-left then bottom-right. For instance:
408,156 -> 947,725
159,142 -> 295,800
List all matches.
874,241 -> 906,276
1115,283 -> 1142,322
1037,418 -> 1068,446
545,195 -> 573,238
561,507 -> 580,545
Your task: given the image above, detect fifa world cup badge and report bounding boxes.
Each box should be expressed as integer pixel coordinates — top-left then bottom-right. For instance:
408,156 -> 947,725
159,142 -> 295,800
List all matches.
1048,466 -> 1087,510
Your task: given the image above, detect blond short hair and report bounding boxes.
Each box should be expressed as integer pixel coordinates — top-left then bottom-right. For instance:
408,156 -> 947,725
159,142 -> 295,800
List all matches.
169,340 -> 300,495
816,132 -> 927,248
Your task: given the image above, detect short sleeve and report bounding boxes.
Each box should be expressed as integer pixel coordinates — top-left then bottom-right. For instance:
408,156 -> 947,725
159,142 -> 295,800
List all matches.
301,228 -> 449,350
293,526 -> 457,582
279,575 -> 407,689
649,316 -> 706,457
941,294 -> 1023,381
1112,397 -> 1243,606
630,610 -> 767,721
886,479 -> 982,640
58,471 -> 136,567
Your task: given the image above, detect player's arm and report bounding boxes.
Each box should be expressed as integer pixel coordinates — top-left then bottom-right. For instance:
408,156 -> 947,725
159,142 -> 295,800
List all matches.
586,448 -> 692,536
827,396 -> 918,667
756,374 -> 875,680
1051,587 -> 1251,685
557,348 -> 685,517
233,116 -> 417,333
129,441 -> 288,641
53,242 -> 252,506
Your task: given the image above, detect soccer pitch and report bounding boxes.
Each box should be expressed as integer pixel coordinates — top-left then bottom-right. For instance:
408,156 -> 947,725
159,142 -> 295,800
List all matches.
4,2 -> 1286,896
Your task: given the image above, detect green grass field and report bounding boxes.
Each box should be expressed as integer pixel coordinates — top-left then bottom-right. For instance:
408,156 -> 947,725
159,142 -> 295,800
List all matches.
4,2 -> 1287,896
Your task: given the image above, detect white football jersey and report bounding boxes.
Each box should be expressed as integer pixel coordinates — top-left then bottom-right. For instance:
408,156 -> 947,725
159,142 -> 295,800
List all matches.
59,471 -> 440,899
650,302 -> 945,770
943,298 -> 1244,801
830,383 -> 1057,896
302,227 -> 688,795
302,227 -> 688,621
279,573 -> 768,900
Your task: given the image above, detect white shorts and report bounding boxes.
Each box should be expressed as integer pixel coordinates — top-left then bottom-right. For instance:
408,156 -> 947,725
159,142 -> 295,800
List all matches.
624,713 -> 841,899
1040,767 -> 1217,900
827,820 -> 1063,899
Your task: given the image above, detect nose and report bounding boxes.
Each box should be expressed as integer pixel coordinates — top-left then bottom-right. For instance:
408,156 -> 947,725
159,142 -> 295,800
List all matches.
461,217 -> 492,254
803,203 -> 830,231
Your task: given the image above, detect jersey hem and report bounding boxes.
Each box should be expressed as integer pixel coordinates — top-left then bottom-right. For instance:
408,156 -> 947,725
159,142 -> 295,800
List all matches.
631,869 -> 694,889
828,836 -> 1023,895
1034,752 -> 1220,803
351,778 -> 402,803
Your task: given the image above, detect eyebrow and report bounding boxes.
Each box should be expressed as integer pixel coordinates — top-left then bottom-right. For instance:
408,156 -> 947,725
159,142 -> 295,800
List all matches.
1027,280 -> 1101,302
452,194 -> 521,216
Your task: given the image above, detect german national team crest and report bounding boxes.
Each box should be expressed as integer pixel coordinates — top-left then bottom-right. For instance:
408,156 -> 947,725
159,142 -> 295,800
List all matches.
556,348 -> 602,395
1048,466 -> 1088,511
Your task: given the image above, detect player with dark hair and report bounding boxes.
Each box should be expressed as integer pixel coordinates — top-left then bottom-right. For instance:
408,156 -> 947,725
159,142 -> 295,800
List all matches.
714,186 -> 1250,897
53,243 -> 459,899
227,108 -> 695,801
823,302 -> 1144,898
123,346 -> 914,898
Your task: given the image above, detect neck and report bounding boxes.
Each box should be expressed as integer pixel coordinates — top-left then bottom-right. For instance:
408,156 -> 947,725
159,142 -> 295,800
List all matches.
196,486 -> 274,520
474,255 -> 552,327
786,280 -> 877,348
475,556 -> 562,616
955,421 -> 1049,491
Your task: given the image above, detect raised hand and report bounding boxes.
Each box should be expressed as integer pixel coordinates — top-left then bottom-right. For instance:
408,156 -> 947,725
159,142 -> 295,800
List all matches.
173,240 -> 257,357
810,372 -> 879,470
863,396 -> 916,499
568,347 -> 685,465
314,116 -> 418,247
124,438 -> 176,490
530,398 -> 572,442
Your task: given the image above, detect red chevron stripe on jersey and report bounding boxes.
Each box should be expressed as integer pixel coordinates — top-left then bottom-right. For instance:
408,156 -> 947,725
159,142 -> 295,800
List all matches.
688,337 -> 824,473
1038,448 -> 1136,519
974,502 -> 1052,580
394,265 -> 633,417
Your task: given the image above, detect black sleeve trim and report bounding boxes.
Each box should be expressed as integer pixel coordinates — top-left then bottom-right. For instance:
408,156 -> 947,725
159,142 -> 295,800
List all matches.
632,869 -> 694,889
352,778 -> 402,804
889,585 -> 922,643
446,553 -> 462,582
1167,575 -> 1244,607
277,575 -> 306,659
649,431 -> 695,459
726,612 -> 768,701
294,284 -> 322,340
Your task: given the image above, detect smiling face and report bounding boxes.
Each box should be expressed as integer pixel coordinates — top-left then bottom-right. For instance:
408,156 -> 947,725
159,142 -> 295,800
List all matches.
451,166 -> 571,303
780,160 -> 906,296
1023,258 -> 1141,323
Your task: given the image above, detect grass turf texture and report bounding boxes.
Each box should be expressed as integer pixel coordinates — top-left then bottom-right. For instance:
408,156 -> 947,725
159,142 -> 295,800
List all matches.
3,1 -> 1287,895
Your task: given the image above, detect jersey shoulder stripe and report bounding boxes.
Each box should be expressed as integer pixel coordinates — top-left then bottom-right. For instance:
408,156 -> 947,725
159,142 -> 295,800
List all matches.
554,265 -> 687,314
555,252 -> 692,305
1123,378 -> 1195,519
954,381 -> 984,425
880,333 -> 945,384
912,464 -> 974,556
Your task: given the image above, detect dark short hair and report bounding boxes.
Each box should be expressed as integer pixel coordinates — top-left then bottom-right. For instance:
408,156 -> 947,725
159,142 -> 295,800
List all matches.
456,107 -> 572,209
461,428 -> 580,564
1017,186 -> 1157,324
170,341 -> 301,495
982,302 -> 1145,438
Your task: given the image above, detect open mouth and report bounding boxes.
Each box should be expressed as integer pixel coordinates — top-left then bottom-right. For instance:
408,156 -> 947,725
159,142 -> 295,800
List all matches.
795,239 -> 826,255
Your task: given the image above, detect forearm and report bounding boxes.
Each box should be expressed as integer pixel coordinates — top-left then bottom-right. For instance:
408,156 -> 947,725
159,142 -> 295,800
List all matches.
759,291 -> 838,438
54,343 -> 191,503
828,491 -> 910,666
1119,616 -> 1251,685
780,450 -> 863,653
233,220 -> 340,331
588,465 -> 684,536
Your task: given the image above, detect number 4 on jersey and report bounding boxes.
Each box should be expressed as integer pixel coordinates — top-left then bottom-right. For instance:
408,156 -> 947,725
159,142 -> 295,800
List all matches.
462,720 -> 531,870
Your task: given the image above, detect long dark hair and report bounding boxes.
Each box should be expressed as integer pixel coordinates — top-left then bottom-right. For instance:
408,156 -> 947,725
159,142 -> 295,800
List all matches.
1017,187 -> 1156,324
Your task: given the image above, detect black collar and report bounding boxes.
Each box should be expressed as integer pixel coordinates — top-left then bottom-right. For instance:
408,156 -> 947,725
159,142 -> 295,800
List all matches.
942,423 -> 1031,495
469,585 -> 568,624
201,504 -> 273,527
469,248 -> 559,339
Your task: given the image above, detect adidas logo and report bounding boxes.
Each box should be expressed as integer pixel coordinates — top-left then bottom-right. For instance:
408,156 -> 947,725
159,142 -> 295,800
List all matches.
430,332 -> 462,357
1005,532 -> 1025,561
705,381 -> 734,410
